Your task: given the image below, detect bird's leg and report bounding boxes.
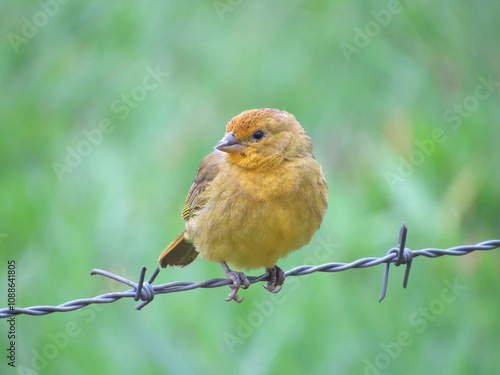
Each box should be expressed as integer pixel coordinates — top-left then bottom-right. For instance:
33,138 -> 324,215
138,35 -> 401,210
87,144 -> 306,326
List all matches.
264,265 -> 285,293
220,261 -> 250,303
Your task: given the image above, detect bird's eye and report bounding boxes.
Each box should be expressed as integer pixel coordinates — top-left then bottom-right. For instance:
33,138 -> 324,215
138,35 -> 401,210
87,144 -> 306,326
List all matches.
252,130 -> 265,141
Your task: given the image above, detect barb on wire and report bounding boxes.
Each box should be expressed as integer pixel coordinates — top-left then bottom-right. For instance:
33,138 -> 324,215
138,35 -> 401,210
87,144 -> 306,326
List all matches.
1,224 -> 499,318
379,223 -> 412,302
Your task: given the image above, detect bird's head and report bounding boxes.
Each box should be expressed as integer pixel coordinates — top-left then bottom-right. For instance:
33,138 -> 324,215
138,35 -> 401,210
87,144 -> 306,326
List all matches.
215,108 -> 312,169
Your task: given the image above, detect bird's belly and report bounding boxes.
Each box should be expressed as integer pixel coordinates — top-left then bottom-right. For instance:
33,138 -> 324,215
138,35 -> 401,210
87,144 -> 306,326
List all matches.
187,195 -> 320,270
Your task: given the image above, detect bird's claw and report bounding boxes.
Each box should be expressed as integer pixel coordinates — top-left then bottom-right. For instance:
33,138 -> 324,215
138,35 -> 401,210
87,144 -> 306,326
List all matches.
263,284 -> 282,293
263,265 -> 285,294
221,262 -> 250,303
225,287 -> 244,303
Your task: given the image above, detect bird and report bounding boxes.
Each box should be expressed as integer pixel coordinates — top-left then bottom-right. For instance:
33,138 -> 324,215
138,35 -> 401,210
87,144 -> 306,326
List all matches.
158,108 -> 328,302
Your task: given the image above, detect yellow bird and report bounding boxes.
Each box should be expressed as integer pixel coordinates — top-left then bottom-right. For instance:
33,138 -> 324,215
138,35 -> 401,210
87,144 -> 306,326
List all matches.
158,108 -> 328,302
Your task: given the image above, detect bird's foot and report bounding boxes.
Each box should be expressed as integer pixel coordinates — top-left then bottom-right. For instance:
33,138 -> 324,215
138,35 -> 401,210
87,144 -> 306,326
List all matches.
221,262 -> 250,303
263,265 -> 285,293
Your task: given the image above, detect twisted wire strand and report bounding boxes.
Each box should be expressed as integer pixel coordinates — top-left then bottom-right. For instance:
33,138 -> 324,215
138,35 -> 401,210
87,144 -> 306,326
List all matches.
1,224 -> 499,318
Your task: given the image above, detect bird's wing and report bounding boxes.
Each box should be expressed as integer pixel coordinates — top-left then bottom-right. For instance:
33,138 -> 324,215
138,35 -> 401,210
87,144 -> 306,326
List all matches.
181,150 -> 224,221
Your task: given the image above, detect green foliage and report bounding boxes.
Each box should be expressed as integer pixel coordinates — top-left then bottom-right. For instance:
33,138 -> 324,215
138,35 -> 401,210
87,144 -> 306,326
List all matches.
1,1 -> 499,374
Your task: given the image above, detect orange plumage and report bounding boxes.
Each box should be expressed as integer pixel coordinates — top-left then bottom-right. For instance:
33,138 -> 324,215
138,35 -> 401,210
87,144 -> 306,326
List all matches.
158,108 -> 328,302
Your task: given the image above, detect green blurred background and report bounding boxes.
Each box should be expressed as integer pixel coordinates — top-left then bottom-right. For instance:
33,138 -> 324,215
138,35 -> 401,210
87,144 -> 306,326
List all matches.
1,1 -> 499,374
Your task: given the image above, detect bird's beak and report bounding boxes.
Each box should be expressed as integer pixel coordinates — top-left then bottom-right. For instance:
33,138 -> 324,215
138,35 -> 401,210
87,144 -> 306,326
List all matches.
215,132 -> 247,154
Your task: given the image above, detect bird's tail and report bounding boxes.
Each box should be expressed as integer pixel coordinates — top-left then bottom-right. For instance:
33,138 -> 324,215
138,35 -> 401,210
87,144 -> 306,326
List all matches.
158,231 -> 199,268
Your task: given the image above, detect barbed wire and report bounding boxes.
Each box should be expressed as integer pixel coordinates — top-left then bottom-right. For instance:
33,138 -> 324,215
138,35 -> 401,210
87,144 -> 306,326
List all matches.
1,224 -> 499,318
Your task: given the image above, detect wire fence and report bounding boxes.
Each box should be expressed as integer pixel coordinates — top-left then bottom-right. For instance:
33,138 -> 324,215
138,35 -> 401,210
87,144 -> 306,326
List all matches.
1,224 -> 499,318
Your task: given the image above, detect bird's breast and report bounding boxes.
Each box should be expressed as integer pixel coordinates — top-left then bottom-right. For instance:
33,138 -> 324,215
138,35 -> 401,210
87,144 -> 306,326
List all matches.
186,159 -> 328,269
